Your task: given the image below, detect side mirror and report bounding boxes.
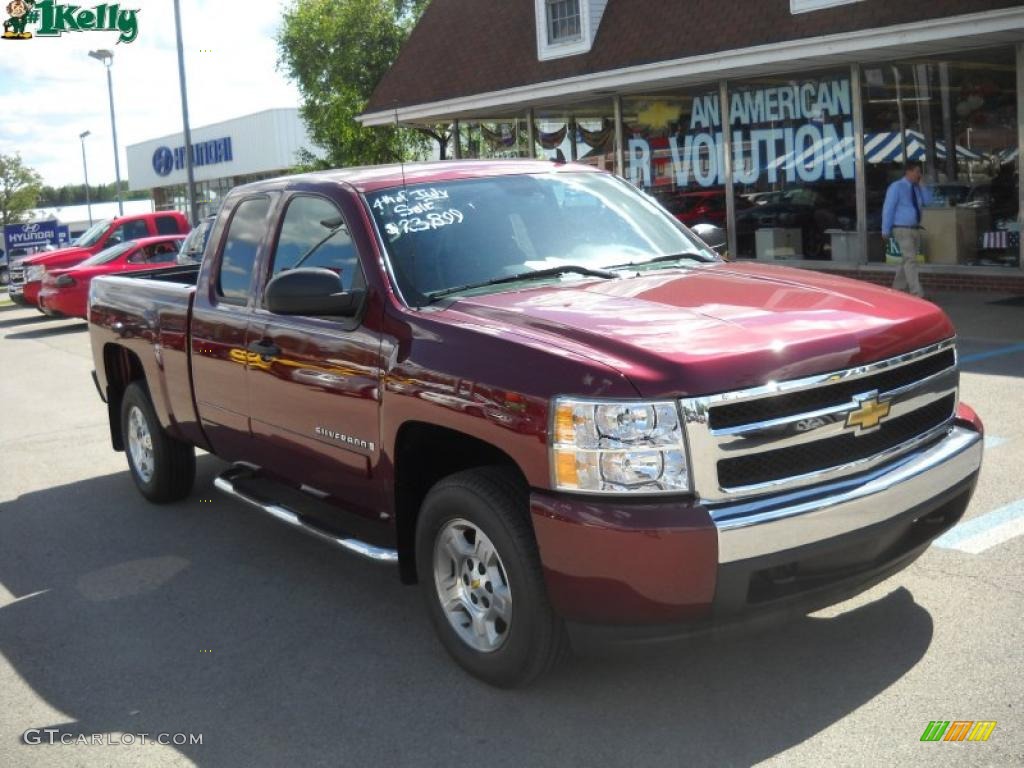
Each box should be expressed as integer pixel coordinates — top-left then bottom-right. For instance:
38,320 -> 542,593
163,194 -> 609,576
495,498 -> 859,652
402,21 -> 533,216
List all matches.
264,268 -> 363,316
106,235 -> 121,247
690,223 -> 727,254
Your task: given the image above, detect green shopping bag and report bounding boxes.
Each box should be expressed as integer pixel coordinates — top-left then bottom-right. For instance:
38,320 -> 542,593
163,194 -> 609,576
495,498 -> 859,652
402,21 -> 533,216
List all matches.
885,237 -> 902,263
885,237 -> 926,264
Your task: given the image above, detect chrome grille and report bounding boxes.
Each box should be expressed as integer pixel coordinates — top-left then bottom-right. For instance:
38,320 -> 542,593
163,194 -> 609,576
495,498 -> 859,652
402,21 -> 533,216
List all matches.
9,265 -> 25,287
681,340 -> 959,503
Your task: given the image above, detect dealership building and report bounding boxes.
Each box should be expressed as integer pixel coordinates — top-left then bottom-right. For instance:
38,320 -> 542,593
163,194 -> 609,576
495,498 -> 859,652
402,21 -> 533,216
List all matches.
362,0 -> 1024,292
126,108 -> 314,219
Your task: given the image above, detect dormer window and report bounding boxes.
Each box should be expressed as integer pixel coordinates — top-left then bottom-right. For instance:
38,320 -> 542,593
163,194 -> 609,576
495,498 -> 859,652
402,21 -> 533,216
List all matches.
546,0 -> 582,44
535,0 -> 606,61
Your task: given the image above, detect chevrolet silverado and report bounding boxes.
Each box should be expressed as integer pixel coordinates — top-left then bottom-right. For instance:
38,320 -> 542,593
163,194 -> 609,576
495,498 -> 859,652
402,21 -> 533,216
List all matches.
87,161 -> 983,687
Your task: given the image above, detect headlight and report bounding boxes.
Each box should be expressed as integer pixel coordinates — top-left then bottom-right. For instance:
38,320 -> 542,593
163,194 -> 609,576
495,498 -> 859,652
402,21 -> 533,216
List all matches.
26,265 -> 45,281
551,398 -> 689,494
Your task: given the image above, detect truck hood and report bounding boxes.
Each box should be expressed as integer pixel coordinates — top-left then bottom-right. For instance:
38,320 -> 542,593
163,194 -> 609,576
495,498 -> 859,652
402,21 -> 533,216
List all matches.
438,262 -> 954,397
22,246 -> 93,270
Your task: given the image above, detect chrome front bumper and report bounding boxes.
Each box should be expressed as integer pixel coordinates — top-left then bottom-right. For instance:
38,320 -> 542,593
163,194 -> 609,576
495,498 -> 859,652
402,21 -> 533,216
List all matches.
710,425 -> 983,563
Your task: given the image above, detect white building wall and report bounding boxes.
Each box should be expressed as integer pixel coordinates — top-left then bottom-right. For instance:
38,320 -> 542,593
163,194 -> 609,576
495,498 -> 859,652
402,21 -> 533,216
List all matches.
126,108 -> 316,191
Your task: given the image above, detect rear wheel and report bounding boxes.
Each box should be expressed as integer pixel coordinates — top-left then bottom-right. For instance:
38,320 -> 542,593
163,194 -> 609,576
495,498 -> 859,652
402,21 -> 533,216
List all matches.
415,467 -> 567,687
121,381 -> 195,503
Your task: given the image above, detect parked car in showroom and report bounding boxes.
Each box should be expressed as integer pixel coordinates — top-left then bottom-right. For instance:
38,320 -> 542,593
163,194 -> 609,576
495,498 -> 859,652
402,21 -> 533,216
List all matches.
650,188 -> 751,228
735,185 -> 855,259
9,211 -> 189,308
88,160 -> 982,687
38,235 -> 184,319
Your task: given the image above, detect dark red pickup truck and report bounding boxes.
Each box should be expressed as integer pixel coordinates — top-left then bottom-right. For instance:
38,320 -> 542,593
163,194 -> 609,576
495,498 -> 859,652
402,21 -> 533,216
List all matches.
88,161 -> 984,686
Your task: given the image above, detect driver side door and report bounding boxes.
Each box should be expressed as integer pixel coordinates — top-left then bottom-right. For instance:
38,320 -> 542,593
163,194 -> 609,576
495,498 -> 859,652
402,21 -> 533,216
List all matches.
244,193 -> 384,521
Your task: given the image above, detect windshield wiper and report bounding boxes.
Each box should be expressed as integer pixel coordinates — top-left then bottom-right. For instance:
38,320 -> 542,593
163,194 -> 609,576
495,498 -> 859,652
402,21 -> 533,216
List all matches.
425,265 -> 618,302
607,252 -> 711,269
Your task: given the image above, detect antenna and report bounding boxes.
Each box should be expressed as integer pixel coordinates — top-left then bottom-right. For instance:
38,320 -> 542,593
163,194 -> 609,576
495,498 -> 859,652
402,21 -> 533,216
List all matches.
394,101 -> 408,196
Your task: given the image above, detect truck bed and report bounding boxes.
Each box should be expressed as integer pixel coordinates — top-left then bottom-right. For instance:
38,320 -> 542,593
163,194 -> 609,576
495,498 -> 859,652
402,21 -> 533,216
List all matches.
89,267 -> 206,449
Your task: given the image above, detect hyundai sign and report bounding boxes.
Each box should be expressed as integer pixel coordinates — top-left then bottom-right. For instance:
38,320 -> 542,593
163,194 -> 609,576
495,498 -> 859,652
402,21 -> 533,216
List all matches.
4,220 -> 65,252
152,137 -> 233,177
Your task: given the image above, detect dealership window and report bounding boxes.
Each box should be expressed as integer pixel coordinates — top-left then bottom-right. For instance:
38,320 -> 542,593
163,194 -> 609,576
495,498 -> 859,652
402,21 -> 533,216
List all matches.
546,0 -> 581,43
534,100 -> 616,171
861,47 -> 1019,267
728,71 -> 858,261
622,90 -> 733,250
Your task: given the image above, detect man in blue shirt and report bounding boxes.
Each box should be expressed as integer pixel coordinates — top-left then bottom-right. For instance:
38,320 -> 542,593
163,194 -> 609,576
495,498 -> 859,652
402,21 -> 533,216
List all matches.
882,160 -> 931,297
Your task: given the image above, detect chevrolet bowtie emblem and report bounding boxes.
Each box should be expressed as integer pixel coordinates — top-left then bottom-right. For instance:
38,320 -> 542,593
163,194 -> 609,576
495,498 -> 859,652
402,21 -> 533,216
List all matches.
845,392 -> 892,433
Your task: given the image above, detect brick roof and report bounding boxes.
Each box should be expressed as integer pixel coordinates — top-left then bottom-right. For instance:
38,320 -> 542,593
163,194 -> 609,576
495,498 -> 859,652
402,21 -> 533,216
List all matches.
366,0 -> 1021,114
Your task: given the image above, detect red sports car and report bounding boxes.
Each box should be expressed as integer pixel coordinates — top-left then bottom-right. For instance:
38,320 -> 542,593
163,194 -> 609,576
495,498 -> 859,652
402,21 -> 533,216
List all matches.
38,235 -> 184,319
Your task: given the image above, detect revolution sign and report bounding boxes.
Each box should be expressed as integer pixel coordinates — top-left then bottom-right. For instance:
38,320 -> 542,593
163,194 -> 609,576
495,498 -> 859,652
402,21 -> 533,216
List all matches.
628,76 -> 855,189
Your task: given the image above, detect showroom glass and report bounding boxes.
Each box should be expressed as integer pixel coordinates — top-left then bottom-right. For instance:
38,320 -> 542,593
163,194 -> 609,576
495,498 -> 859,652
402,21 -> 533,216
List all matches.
861,48 -> 1019,267
366,172 -> 715,304
75,219 -> 112,247
533,98 -> 618,172
622,90 -> 733,249
217,196 -> 270,303
728,70 -> 857,261
270,195 -> 365,292
78,240 -> 136,266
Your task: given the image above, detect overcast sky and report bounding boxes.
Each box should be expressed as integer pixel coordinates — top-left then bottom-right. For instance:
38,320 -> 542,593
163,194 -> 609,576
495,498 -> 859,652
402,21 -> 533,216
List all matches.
0,0 -> 301,188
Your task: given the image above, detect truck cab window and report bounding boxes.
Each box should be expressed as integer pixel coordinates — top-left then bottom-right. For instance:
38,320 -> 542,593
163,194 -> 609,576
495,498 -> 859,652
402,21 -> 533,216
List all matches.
218,197 -> 270,303
271,195 -> 364,292
109,219 -> 150,245
155,216 -> 181,235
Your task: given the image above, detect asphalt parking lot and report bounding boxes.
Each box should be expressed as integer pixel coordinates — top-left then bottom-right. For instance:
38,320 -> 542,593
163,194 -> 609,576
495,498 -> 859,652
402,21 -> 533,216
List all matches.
1,293 -> 1022,768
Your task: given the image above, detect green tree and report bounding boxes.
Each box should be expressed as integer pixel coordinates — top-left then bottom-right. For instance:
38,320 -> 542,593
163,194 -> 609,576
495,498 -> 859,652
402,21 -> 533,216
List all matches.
277,0 -> 443,168
0,153 -> 44,227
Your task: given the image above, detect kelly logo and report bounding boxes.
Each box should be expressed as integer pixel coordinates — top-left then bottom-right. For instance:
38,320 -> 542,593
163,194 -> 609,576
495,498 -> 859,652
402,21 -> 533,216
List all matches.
2,0 -> 139,43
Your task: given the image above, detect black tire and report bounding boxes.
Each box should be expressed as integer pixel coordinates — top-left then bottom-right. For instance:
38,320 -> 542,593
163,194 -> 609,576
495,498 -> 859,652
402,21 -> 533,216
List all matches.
415,466 -> 568,687
120,381 -> 196,503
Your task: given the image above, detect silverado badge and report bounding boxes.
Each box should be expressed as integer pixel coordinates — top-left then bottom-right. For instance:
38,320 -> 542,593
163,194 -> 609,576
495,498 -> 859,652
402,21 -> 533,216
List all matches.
845,392 -> 892,433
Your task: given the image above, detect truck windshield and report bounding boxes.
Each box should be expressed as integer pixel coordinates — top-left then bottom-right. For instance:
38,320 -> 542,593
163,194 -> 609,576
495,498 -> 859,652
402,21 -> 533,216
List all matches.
365,172 -> 717,305
75,219 -> 112,247
78,241 -> 136,267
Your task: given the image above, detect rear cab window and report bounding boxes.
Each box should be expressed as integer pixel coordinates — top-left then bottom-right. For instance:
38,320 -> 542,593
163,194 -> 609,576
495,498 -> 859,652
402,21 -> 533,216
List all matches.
155,215 -> 182,235
109,219 -> 150,244
217,197 -> 271,304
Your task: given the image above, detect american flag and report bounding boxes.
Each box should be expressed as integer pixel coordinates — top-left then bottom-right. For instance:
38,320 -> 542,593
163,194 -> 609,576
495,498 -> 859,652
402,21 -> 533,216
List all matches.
981,231 -> 1021,250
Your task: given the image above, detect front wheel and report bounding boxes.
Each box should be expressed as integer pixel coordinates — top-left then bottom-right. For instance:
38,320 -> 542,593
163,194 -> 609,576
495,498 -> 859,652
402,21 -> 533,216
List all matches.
415,467 -> 567,687
121,381 -> 196,503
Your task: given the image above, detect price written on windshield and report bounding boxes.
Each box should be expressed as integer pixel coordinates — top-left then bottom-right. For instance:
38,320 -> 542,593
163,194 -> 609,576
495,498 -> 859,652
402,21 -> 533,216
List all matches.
374,187 -> 465,235
384,209 -> 464,236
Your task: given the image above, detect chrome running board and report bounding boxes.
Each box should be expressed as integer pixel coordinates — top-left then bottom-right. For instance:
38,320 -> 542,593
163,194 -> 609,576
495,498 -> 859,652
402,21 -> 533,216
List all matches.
214,466 -> 398,564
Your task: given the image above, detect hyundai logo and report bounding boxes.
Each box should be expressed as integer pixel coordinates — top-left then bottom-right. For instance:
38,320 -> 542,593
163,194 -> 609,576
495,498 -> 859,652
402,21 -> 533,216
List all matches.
152,146 -> 175,177
21,222 -> 39,233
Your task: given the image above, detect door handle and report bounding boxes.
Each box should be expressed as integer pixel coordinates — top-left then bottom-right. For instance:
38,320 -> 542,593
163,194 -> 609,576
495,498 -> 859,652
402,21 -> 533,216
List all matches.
246,339 -> 280,361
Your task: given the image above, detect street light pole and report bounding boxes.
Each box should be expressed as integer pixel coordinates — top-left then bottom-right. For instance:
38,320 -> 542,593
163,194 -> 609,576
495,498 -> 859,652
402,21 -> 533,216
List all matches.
79,130 -> 93,226
89,49 -> 124,216
173,0 -> 198,226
